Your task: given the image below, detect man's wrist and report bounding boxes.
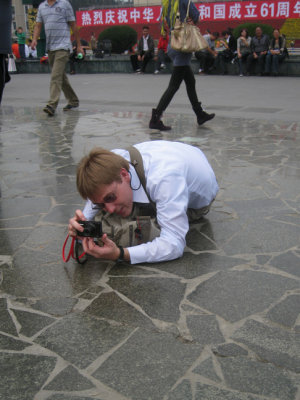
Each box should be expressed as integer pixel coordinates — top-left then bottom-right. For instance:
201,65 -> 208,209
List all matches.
115,245 -> 125,262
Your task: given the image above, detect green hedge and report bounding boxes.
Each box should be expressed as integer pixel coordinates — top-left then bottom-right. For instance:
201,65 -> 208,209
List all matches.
233,23 -> 274,39
98,26 -> 137,54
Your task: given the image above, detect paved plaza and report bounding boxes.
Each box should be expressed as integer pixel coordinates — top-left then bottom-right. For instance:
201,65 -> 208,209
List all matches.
0,73 -> 300,400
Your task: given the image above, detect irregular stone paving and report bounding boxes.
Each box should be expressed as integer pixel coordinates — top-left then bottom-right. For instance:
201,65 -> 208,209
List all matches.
0,80 -> 300,400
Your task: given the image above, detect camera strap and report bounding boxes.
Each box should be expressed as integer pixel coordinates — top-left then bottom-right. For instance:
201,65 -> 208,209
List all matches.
127,146 -> 156,212
62,235 -> 86,264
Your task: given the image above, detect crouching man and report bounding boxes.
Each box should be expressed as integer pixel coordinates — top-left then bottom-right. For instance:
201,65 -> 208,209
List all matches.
68,140 -> 219,264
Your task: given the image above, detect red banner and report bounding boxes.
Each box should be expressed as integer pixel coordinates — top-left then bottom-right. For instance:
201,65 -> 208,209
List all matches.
76,0 -> 300,27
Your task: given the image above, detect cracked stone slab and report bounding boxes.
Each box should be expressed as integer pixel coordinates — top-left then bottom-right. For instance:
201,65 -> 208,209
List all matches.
193,357 -> 221,383
109,264 -> 160,276
0,298 -> 18,336
0,214 -> 40,229
186,314 -> 225,345
85,291 -> 156,329
31,297 -> 78,317
218,357 -> 298,400
168,381 -> 260,400
34,313 -> 134,369
269,251 -> 300,278
46,396 -> 102,400
0,332 -> 31,351
0,196 -> 52,219
148,252 -> 248,279
212,342 -> 248,357
0,228 -> 32,253
44,365 -> 95,391
187,270 -> 298,322
0,353 -> 57,400
166,380 -> 192,399
92,328 -> 203,400
231,319 -> 300,373
185,225 -> 217,251
223,217 -> 300,255
108,276 -> 186,323
1,247 -> 106,299
42,204 -> 80,223
266,294 -> 300,327
12,309 -> 56,337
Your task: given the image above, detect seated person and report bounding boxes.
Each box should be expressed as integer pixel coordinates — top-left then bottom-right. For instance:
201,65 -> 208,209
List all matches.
130,26 -> 154,73
27,39 -> 37,58
237,29 -> 251,76
195,32 -> 219,74
264,29 -> 288,76
246,26 -> 269,75
68,141 -> 219,264
69,38 -> 89,74
12,40 -> 20,59
154,31 -> 170,74
214,30 -> 237,74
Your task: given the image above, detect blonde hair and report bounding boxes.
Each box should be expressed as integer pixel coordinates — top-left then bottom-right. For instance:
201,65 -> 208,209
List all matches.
76,148 -> 129,199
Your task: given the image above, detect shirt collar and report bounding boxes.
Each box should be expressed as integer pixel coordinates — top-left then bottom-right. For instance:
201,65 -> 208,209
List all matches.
46,0 -> 59,7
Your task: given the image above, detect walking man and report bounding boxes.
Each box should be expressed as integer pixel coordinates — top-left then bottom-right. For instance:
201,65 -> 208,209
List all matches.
31,0 -> 83,116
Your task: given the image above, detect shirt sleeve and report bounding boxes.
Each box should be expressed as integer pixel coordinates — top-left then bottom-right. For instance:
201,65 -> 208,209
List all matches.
36,7 -> 42,23
128,174 -> 190,264
187,0 -> 200,23
65,0 -> 76,22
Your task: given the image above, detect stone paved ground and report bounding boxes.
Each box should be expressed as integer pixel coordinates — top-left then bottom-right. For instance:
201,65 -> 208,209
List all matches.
0,73 -> 299,400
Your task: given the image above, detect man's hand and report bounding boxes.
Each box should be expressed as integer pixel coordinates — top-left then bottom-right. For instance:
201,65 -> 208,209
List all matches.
77,45 -> 84,55
137,55 -> 142,61
68,209 -> 86,237
82,234 -> 120,261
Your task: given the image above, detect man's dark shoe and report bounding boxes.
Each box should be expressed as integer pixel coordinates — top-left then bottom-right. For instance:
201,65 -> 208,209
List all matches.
63,103 -> 79,111
149,108 -> 171,131
43,105 -> 55,116
197,111 -> 215,125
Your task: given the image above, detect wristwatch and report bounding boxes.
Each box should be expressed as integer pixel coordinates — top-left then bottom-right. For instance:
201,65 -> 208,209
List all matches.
116,245 -> 125,263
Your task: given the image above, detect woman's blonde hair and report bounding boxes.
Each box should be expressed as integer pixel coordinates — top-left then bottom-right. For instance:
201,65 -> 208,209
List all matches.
76,148 -> 129,199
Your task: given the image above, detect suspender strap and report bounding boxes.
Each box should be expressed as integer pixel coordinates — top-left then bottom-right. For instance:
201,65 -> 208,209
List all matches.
127,146 -> 156,211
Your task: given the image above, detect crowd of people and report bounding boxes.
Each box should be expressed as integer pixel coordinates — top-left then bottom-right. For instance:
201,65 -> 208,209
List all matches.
132,25 -> 288,77
195,26 -> 288,77
8,22 -> 289,80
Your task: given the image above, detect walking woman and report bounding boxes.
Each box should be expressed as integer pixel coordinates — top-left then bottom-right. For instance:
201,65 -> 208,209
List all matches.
149,0 -> 215,131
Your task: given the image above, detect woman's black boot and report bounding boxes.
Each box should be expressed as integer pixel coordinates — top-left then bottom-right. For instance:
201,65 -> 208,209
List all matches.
193,102 -> 215,126
149,109 -> 171,131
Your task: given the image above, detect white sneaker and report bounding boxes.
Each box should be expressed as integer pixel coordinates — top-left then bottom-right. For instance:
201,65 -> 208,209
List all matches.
154,70 -> 159,74
161,63 -> 166,69
199,68 -> 203,73
239,73 -> 243,77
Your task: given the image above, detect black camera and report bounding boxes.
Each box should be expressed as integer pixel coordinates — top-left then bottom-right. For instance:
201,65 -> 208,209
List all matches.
76,221 -> 103,238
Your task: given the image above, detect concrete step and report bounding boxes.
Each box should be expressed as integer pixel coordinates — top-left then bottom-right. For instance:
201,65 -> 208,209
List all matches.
13,54 -> 300,76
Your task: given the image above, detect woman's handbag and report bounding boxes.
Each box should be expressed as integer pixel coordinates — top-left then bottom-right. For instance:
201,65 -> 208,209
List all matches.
171,0 -> 208,53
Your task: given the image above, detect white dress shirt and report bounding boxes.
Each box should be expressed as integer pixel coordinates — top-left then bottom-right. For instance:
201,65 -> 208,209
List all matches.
143,35 -> 149,51
83,141 -> 219,264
